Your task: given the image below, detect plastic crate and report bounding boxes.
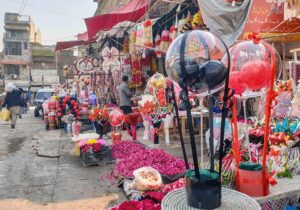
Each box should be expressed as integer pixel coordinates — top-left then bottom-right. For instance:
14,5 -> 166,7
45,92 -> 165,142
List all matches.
80,146 -> 115,167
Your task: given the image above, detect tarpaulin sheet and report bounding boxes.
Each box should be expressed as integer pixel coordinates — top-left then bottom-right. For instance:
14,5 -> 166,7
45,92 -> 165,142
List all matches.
55,39 -> 95,51
198,0 -> 253,46
84,0 -> 150,39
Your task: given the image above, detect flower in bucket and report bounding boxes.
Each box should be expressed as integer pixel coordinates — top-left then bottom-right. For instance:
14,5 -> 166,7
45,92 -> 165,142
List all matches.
89,106 -> 109,122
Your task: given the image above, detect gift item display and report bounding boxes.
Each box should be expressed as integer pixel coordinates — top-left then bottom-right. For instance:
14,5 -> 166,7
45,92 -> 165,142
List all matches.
43,1 -> 300,209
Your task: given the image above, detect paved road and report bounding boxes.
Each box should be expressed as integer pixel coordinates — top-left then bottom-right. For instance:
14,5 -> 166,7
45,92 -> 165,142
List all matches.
0,108 -> 126,210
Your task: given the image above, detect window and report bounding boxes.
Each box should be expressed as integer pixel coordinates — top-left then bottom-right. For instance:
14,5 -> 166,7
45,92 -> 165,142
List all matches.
24,42 -> 28,50
4,65 -> 20,75
4,41 -> 22,55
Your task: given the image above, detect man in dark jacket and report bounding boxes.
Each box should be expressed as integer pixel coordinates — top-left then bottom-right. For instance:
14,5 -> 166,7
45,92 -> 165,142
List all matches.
119,75 -> 134,114
2,83 -> 22,129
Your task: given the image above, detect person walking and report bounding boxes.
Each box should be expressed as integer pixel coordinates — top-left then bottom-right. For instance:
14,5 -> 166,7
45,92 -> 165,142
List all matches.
119,75 -> 133,114
2,83 -> 22,129
19,91 -> 27,119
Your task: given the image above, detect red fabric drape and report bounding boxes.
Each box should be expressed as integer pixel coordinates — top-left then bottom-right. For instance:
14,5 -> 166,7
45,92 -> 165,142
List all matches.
84,0 -> 150,39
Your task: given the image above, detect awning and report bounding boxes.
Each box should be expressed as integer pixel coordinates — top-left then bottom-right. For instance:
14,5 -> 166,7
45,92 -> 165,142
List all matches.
76,32 -> 89,41
84,0 -> 151,39
0,59 -> 29,65
55,39 -> 96,51
242,1 -> 300,42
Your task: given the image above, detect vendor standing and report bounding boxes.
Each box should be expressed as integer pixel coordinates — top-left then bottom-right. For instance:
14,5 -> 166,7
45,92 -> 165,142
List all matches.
119,75 -> 133,114
2,83 -> 22,129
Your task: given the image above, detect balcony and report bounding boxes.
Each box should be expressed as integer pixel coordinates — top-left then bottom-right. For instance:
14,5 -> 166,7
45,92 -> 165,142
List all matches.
3,32 -> 29,41
4,13 -> 30,25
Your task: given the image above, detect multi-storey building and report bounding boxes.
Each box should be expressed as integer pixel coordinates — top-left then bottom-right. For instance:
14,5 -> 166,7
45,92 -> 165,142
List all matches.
1,12 -> 41,90
31,44 -> 60,90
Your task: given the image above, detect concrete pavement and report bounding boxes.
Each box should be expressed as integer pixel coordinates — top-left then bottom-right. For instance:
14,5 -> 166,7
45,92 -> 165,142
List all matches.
0,109 -> 126,210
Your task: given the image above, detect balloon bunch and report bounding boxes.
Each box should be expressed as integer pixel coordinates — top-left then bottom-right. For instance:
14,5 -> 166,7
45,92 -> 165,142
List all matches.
57,95 -> 81,119
156,89 -> 166,107
48,96 -> 59,111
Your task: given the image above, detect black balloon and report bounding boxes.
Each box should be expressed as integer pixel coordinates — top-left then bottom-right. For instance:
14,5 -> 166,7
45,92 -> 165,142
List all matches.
201,61 -> 227,90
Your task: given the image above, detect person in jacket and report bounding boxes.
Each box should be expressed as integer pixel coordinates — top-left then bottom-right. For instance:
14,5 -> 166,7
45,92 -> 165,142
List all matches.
119,75 -> 134,114
19,91 -> 27,119
2,83 -> 22,129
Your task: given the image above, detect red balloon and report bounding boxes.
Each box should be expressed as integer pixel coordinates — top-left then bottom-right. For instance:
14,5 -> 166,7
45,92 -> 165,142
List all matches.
109,109 -> 125,127
158,89 -> 164,94
74,102 -> 78,107
241,60 -> 271,90
229,71 -> 247,95
57,112 -> 62,117
62,99 -> 67,103
57,108 -> 62,112
65,95 -> 70,101
73,106 -> 78,110
71,100 -> 76,105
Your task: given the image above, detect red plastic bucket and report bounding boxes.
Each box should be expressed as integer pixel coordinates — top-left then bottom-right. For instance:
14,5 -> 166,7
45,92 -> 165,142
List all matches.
112,132 -> 122,145
236,169 -> 269,197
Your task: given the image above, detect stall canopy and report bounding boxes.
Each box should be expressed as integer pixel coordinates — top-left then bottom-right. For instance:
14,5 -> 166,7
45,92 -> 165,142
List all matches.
198,0 -> 253,46
84,0 -> 152,39
55,39 -> 95,51
76,32 -> 89,41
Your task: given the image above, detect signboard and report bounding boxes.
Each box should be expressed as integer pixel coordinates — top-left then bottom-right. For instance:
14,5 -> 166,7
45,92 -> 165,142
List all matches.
242,0 -> 300,41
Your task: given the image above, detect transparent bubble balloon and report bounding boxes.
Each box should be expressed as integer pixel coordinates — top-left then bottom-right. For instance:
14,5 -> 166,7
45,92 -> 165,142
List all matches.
144,79 -> 155,94
165,30 -> 229,97
150,73 -> 166,90
109,108 -> 125,127
227,40 -> 282,93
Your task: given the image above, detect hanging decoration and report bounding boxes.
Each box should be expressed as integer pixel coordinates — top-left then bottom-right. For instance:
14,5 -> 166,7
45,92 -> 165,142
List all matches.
129,56 -> 142,88
73,56 -> 98,75
160,29 -> 170,53
143,19 -> 153,47
101,47 -> 122,94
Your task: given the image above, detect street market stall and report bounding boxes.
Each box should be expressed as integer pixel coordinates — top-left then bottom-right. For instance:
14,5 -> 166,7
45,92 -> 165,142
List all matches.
51,0 -> 300,209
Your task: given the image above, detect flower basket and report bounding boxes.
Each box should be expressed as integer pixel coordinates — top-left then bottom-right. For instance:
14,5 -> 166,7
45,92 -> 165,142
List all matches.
185,169 -> 221,209
80,146 -> 115,167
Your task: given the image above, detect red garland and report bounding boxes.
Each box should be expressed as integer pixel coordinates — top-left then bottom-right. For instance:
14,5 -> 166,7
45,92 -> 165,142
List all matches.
129,58 -> 142,88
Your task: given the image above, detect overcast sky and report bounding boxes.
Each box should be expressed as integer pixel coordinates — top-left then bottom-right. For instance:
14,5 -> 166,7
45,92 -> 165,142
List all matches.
0,0 -> 96,49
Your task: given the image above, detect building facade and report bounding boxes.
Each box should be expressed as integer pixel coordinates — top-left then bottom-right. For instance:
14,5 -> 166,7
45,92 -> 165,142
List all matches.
1,12 -> 41,90
31,44 -> 60,90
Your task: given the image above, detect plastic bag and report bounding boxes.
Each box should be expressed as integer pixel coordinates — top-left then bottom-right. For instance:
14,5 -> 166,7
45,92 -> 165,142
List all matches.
132,167 -> 162,192
0,109 -> 10,121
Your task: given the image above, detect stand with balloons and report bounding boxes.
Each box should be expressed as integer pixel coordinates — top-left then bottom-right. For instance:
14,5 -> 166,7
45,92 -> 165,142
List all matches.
150,73 -> 167,144
165,30 -> 232,209
228,32 -> 282,197
109,108 -> 125,145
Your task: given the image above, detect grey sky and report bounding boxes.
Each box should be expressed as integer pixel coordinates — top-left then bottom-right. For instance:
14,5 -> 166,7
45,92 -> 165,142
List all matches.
0,0 -> 96,48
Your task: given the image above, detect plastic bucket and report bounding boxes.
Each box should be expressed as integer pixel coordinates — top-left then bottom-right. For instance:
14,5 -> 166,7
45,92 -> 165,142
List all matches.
112,132 -> 122,145
48,116 -> 57,130
236,169 -> 269,197
185,169 -> 221,209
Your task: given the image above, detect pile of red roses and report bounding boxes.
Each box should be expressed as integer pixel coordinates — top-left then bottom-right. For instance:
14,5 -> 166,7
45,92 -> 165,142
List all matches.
112,141 -> 145,159
114,149 -> 186,178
